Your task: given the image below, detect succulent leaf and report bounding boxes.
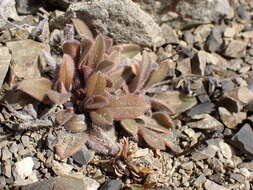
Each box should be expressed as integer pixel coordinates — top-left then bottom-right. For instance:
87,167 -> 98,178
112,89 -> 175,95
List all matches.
87,34 -> 105,68
145,59 -> 170,89
63,40 -> 80,58
71,18 -> 94,40
57,54 -> 75,91
86,72 -> 107,97
128,52 -> 153,93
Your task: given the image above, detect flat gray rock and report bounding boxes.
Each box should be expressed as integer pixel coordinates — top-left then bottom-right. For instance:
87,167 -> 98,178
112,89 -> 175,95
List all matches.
232,124 -> 253,155
0,47 -> 11,89
168,0 -> 234,29
68,0 -> 164,47
223,40 -> 248,58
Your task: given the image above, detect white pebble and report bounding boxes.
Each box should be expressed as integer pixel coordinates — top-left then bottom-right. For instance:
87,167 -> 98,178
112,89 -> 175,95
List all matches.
14,157 -> 34,179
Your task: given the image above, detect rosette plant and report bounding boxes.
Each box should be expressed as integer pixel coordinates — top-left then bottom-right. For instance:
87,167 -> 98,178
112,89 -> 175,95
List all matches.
18,19 -> 181,159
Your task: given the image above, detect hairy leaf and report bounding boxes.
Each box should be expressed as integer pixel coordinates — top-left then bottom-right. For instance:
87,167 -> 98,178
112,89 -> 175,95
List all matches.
152,112 -> 175,129
149,98 -> 175,114
138,127 -> 166,150
57,54 -> 75,91
71,18 -> 93,40
84,95 -> 109,109
120,119 -> 139,139
120,116 -> 178,151
78,38 -> 93,68
139,116 -> 171,134
95,60 -> 115,73
112,44 -> 141,59
86,72 -> 106,96
154,91 -> 197,114
88,34 -> 105,68
106,50 -> 121,67
90,108 -> 113,126
105,95 -> 150,120
62,40 -> 80,58
104,36 -> 113,53
128,52 -> 153,92
18,77 -> 52,102
110,67 -> 131,90
64,114 -> 87,132
145,59 -> 170,89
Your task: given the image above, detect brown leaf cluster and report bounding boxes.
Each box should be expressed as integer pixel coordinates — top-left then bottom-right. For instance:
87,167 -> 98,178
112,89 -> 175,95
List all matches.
17,19 -> 181,158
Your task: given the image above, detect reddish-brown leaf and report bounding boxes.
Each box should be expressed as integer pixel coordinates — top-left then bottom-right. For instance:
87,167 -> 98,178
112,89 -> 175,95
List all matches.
95,60 -> 115,73
71,18 -> 93,40
149,97 -> 175,115
120,119 -> 139,139
64,114 -> 87,132
138,116 -> 171,134
62,40 -> 80,58
106,50 -> 121,68
105,95 -> 150,120
90,108 -> 113,126
138,127 -> 166,150
152,112 -> 175,129
153,91 -> 197,114
84,95 -> 109,109
57,54 -> 75,91
110,67 -> 132,90
87,34 -> 105,68
17,77 -> 52,102
128,52 -> 153,92
86,72 -> 107,96
145,59 -> 170,89
78,38 -> 93,68
162,134 -> 182,153
112,44 -> 140,59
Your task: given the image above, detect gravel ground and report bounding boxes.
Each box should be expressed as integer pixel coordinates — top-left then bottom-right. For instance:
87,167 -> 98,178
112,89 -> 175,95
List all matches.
0,0 -> 253,189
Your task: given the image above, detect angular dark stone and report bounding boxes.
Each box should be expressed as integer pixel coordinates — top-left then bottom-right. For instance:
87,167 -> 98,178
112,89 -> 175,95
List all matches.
205,26 -> 224,52
237,4 -> 250,20
100,179 -> 122,190
193,41 -> 203,50
178,46 -> 195,58
220,79 -> 235,92
197,88 -> 211,103
191,51 -> 207,75
186,102 -> 215,117
232,124 -> 253,155
219,96 -> 241,113
72,146 -> 94,166
183,31 -> 194,44
45,0 -> 71,10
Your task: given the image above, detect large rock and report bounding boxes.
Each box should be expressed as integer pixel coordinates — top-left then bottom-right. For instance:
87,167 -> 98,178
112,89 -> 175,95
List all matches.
0,0 -> 25,28
0,47 -> 11,89
68,0 -> 164,47
167,0 -> 234,29
6,40 -> 50,83
232,124 -> 253,156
